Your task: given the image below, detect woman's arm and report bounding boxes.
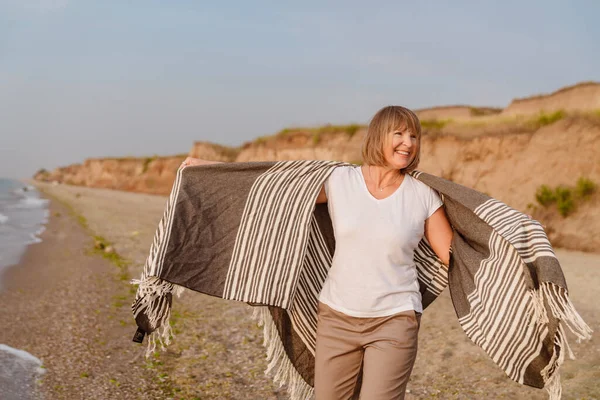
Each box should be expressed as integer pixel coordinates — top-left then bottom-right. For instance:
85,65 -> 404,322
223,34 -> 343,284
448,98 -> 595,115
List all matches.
424,207 -> 453,267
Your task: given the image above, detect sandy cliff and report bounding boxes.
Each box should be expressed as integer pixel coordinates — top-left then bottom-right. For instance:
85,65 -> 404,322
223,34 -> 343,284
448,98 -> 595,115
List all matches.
503,81 -> 600,116
35,156 -> 185,194
415,105 -> 501,121
35,81 -> 600,252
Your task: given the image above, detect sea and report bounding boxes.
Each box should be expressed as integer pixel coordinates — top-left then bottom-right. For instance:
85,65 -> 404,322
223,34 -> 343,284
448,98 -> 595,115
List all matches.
0,178 -> 49,400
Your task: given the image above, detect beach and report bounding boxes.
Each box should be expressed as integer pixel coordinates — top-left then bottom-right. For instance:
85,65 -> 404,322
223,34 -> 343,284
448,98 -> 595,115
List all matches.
1,181 -> 598,399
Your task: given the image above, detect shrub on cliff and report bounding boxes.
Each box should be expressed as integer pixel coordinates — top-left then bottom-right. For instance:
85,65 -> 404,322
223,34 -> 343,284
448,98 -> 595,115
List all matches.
575,177 -> 597,198
534,110 -> 565,127
535,185 -> 556,206
535,177 -> 597,217
554,186 -> 574,217
421,119 -> 451,130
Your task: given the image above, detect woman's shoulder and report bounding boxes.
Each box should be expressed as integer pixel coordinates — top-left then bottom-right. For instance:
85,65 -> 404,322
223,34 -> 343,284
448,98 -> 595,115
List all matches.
329,165 -> 359,178
405,174 -> 437,195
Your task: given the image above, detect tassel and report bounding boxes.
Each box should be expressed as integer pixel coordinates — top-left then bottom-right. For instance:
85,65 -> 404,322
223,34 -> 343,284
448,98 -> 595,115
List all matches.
526,287 -> 549,326
540,282 -> 593,343
131,276 -> 185,358
544,371 -> 562,400
538,282 -> 592,400
251,307 -> 315,400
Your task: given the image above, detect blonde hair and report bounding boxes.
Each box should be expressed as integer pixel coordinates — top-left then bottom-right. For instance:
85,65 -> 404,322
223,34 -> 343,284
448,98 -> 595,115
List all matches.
361,106 -> 422,173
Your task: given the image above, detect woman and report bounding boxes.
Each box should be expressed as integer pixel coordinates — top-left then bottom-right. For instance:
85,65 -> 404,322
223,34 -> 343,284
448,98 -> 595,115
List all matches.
182,106 -> 453,399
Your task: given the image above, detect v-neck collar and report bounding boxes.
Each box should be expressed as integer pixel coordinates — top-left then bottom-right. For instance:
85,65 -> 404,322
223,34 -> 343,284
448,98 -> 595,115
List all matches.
358,166 -> 406,202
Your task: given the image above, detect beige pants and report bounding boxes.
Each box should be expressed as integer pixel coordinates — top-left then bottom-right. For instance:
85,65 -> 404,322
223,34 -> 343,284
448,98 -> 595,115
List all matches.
314,302 -> 421,400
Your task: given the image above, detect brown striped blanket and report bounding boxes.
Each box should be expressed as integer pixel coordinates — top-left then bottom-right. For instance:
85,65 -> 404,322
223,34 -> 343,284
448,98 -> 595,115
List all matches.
131,160 -> 592,400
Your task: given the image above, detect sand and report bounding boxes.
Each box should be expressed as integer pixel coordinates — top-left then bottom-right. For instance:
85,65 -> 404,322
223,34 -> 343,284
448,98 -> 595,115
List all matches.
2,181 -> 598,399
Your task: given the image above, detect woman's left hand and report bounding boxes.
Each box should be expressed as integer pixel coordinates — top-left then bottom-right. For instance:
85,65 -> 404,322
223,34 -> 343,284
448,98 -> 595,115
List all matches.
180,157 -> 222,168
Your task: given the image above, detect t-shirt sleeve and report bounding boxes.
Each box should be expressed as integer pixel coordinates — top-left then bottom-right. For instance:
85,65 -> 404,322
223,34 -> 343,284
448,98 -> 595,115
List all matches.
324,171 -> 332,197
324,167 -> 341,198
425,187 -> 443,219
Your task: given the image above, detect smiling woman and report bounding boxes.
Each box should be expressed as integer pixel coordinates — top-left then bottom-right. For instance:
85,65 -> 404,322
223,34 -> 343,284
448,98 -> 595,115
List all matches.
312,105 -> 452,399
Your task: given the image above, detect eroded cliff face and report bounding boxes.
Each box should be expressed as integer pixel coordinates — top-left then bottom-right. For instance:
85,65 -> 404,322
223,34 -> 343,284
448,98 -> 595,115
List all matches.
415,105 -> 501,121
236,116 -> 600,210
35,156 -> 185,195
34,81 -> 600,252
235,129 -> 366,163
502,82 -> 600,116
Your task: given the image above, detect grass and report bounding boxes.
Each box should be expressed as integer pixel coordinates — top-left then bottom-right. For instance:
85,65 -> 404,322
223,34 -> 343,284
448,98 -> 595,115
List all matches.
420,119 -> 452,130
142,156 -> 158,174
312,132 -> 321,145
535,185 -> 556,206
554,186 -> 575,217
576,177 -> 597,198
469,107 -> 487,117
531,110 -> 566,128
534,177 -> 597,217
278,123 -> 364,138
249,123 -> 364,147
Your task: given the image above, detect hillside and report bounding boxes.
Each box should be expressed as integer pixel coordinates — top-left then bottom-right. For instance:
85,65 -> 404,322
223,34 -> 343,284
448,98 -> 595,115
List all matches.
34,82 -> 600,252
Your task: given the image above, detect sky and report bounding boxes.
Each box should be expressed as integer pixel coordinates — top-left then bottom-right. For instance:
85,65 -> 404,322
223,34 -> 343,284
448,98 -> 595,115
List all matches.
1,0 -> 599,179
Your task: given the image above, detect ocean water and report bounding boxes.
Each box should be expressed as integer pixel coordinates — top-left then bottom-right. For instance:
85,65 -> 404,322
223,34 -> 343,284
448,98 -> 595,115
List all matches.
0,178 -> 49,399
0,178 -> 49,285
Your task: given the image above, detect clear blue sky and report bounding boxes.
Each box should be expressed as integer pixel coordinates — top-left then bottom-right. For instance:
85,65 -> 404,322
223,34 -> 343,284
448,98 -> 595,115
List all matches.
1,0 -> 599,179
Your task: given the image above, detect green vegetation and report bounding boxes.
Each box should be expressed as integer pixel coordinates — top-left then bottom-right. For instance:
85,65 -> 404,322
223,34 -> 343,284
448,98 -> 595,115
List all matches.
535,185 -> 556,206
93,235 -> 130,281
554,187 -> 574,217
254,136 -> 268,145
469,107 -> 488,117
575,177 -> 597,198
532,110 -> 565,127
420,119 -> 452,130
277,123 -> 364,138
535,177 -> 597,217
77,215 -> 89,229
142,156 -> 158,174
312,132 -> 321,145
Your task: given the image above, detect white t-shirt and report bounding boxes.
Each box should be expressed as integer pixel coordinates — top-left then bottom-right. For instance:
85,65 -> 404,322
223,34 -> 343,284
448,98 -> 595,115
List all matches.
318,165 -> 443,317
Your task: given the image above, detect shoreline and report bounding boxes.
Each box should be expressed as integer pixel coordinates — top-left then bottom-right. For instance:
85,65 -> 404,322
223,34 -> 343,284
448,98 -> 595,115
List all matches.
4,181 -> 598,399
0,194 -> 166,399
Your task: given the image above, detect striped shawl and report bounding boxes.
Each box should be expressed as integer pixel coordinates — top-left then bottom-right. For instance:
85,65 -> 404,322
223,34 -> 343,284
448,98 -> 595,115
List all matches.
131,160 -> 592,400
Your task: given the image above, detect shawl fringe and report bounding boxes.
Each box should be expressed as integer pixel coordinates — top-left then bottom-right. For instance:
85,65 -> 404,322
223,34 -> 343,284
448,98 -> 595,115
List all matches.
540,282 -> 593,343
531,282 -> 593,399
131,276 -> 185,357
251,307 -> 315,400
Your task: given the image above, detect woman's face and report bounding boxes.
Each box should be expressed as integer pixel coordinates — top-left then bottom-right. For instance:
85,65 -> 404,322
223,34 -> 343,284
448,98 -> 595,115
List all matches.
383,128 -> 418,170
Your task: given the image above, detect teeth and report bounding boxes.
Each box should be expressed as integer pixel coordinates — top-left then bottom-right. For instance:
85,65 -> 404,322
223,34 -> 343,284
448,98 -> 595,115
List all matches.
396,151 -> 409,155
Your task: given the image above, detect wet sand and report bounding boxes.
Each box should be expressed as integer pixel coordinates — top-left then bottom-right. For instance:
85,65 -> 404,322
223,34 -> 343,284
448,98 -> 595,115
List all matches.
0,196 -> 164,399
2,180 -> 598,399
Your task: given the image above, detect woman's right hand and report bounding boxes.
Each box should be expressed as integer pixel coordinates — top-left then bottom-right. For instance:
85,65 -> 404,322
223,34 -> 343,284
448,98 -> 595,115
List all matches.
180,157 -> 223,168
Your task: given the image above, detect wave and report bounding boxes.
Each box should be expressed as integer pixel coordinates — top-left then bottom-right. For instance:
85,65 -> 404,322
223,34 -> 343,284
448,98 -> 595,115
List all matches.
13,197 -> 49,209
26,233 -> 42,245
0,344 -> 45,374
12,186 -> 36,195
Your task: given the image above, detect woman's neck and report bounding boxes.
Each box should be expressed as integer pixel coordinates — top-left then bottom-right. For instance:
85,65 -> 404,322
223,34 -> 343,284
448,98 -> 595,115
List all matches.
363,164 -> 404,188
